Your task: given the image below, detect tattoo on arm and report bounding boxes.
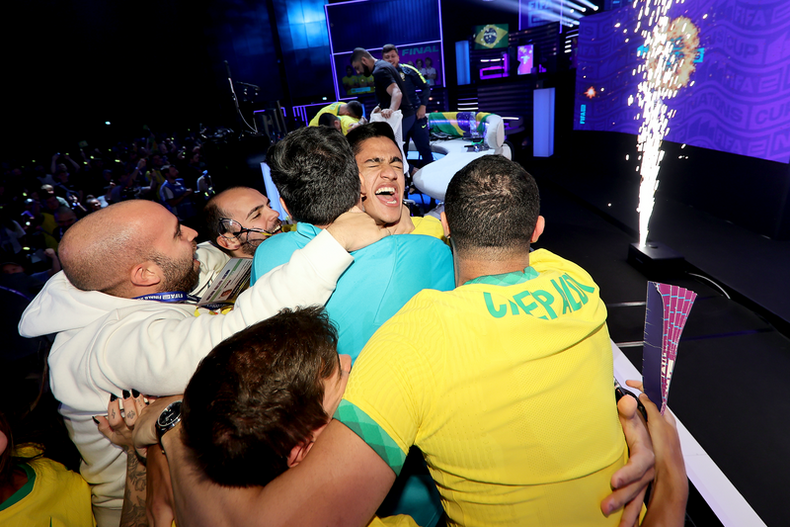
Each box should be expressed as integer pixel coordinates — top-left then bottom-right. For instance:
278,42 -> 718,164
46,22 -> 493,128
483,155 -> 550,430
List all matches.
120,449 -> 149,527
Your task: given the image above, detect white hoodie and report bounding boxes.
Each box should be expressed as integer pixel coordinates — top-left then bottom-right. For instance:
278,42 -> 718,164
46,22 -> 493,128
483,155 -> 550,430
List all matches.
18,229 -> 352,527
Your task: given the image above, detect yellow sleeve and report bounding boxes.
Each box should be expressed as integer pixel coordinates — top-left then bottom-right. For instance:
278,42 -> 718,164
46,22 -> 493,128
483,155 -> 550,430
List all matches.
308,109 -> 325,127
340,115 -> 360,135
411,216 -> 447,244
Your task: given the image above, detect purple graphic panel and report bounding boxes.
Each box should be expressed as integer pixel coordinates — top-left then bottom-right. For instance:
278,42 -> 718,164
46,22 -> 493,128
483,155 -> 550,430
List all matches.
643,282 -> 697,414
517,44 -> 534,75
574,0 -> 790,163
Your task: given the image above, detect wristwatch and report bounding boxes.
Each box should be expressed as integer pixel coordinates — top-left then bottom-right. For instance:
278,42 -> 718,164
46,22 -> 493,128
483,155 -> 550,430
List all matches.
155,400 -> 183,455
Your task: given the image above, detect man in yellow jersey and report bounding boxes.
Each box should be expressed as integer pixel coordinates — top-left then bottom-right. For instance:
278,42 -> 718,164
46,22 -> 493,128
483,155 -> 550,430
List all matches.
333,154 -> 631,525
308,100 -> 366,135
137,155 -> 671,527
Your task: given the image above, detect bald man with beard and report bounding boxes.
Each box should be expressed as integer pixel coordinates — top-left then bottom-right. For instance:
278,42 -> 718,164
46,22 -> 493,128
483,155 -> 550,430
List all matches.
18,199 -> 387,527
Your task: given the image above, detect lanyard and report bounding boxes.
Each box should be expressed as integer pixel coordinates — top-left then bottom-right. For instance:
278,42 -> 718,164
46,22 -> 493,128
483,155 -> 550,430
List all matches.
133,291 -> 190,303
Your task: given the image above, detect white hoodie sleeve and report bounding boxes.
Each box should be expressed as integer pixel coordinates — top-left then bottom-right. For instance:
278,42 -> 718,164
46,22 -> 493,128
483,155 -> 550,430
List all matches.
21,228 -> 353,401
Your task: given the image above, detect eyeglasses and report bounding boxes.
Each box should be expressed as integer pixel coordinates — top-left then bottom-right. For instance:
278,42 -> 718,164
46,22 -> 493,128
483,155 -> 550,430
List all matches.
218,218 -> 281,240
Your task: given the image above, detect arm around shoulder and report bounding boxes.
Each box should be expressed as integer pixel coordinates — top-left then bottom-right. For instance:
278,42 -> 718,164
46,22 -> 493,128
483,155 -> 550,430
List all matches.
158,419 -> 395,527
89,230 -> 354,395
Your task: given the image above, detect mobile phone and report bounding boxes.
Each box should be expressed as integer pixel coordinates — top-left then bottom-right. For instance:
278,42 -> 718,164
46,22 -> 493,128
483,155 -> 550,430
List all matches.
614,380 -> 648,421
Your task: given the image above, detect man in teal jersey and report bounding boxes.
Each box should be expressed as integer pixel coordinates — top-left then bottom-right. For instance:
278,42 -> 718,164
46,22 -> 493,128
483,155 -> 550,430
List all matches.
251,125 -> 453,362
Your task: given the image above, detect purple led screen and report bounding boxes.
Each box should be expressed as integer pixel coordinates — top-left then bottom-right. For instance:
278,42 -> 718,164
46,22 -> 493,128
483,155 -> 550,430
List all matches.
333,44 -> 442,99
573,0 -> 790,163
395,44 -> 442,87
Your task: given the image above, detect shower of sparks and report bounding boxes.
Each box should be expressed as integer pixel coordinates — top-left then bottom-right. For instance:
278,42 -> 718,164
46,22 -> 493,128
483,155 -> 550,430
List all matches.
630,0 -> 699,247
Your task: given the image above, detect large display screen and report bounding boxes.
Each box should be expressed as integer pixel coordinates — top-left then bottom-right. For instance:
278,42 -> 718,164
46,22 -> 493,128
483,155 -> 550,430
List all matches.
574,0 -> 790,163
332,43 -> 443,97
325,0 -> 443,100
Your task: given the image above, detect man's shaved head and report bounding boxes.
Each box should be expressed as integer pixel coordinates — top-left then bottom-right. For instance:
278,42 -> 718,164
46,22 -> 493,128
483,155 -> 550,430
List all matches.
59,201 -> 164,295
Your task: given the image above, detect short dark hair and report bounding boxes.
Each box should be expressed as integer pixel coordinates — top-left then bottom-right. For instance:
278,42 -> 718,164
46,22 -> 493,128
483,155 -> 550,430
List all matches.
317,113 -> 340,128
346,100 -> 364,119
444,155 -> 540,255
266,127 -> 359,225
181,307 -> 340,488
346,122 -> 398,157
350,47 -> 372,65
382,43 -> 397,54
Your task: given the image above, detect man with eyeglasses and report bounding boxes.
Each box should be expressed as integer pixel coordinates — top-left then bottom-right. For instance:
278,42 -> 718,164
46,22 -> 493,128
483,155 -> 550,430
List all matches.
205,187 -> 282,258
192,187 -> 283,295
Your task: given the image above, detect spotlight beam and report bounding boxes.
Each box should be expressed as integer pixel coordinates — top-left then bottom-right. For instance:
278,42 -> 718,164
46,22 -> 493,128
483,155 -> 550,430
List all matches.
576,0 -> 599,10
547,4 -> 585,20
559,0 -> 588,12
542,0 -> 587,14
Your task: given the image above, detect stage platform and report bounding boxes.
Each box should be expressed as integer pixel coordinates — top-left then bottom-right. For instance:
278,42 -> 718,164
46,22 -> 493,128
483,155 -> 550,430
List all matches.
522,158 -> 788,527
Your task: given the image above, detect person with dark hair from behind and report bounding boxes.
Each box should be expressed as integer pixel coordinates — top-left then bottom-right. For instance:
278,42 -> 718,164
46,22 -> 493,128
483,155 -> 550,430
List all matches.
0,410 -> 94,526
104,308 -> 418,526
181,307 -> 344,488
308,100 -> 366,135
251,125 -> 453,361
141,154 -> 678,527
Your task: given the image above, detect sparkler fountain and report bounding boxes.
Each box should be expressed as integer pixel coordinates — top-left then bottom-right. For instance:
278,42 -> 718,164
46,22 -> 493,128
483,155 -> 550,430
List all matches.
631,0 -> 699,247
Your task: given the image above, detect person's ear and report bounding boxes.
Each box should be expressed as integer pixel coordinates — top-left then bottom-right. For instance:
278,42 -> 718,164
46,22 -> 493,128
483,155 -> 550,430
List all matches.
531,215 -> 545,244
286,441 -> 312,468
216,234 -> 241,252
130,261 -> 163,288
359,173 -> 367,199
286,423 -> 327,468
440,211 -> 450,238
279,198 -> 292,220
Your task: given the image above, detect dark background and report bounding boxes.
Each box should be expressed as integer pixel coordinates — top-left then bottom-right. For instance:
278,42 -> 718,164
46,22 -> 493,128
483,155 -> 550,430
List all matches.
1,0 -> 525,161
